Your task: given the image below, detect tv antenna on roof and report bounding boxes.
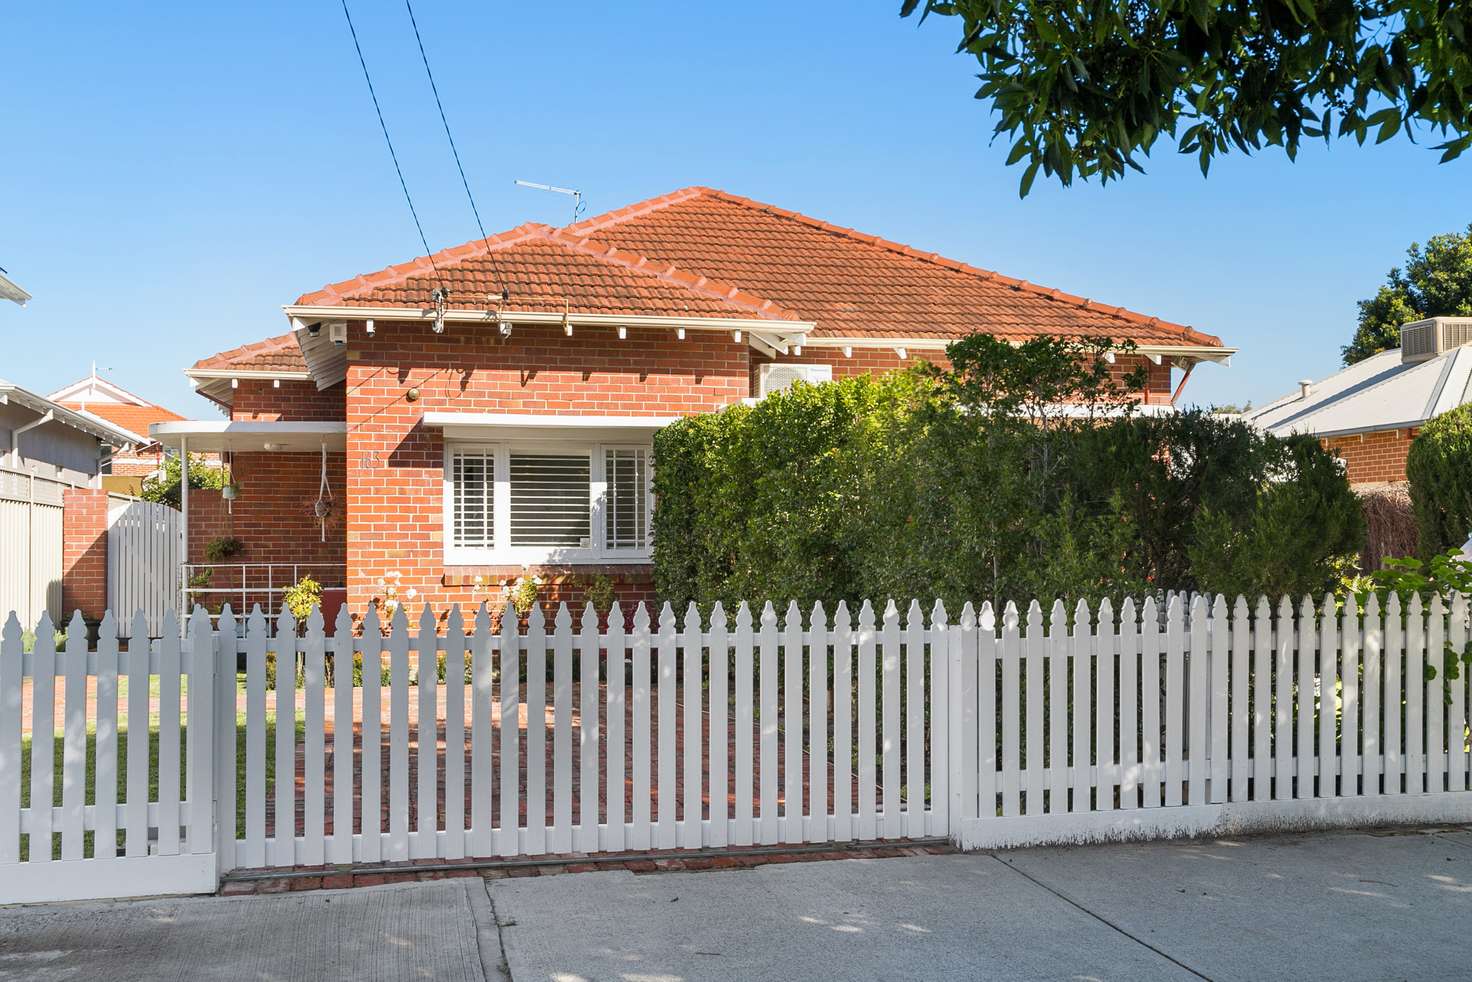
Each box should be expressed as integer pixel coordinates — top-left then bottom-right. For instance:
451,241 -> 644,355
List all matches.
515,179 -> 585,223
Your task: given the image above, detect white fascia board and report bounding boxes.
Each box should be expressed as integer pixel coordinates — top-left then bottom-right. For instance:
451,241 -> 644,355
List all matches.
801,336 -> 1237,363
184,368 -> 312,381
423,412 -> 678,430
150,420 -> 347,453
282,304 -> 814,335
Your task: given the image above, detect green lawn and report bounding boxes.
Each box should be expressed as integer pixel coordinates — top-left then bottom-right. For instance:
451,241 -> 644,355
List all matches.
18,689 -> 304,861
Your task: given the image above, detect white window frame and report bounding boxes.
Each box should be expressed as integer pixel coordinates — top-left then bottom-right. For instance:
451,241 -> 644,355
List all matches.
443,439 -> 654,566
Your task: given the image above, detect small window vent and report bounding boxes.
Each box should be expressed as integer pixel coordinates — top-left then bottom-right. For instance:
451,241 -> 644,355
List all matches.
758,362 -> 833,398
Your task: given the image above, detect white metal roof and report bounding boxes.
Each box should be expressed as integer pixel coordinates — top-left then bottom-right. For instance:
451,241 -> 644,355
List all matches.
1244,346 -> 1472,438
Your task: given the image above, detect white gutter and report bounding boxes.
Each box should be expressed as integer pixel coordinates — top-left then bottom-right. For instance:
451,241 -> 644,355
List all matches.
282,304 -> 814,337
423,412 -> 679,430
184,369 -> 313,382
801,336 -> 1235,362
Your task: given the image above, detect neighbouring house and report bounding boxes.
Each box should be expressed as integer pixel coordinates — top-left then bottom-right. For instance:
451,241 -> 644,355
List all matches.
150,186 -> 1234,618
1244,316 -> 1472,485
0,376 -> 140,486
48,369 -> 191,494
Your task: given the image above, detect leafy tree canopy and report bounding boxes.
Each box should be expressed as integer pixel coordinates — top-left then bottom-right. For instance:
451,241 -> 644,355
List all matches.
138,453 -> 225,509
1343,224 -> 1472,363
901,0 -> 1472,195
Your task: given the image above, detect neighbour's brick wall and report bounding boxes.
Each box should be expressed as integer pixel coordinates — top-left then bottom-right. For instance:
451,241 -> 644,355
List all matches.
1322,428 -> 1417,485
343,320 -> 749,613
61,488 -> 109,625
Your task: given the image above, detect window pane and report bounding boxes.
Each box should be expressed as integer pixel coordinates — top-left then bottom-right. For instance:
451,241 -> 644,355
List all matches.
510,452 -> 591,547
605,448 -> 649,551
451,450 -> 494,549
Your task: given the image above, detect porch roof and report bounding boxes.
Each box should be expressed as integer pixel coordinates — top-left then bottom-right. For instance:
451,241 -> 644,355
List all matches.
150,420 -> 346,453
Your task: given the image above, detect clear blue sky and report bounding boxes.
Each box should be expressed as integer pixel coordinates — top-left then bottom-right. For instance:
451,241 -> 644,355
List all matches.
3,2 -> 1470,415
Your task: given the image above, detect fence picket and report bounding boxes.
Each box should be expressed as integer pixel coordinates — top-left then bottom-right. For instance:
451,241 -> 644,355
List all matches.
880,600 -> 902,838
553,605 -> 574,853
1273,598 -> 1293,802
95,613 -> 119,861
1140,597 -> 1161,809
732,603 -> 754,846
1362,595 -> 1382,798
1406,594 -> 1425,795
525,604 -> 548,855
929,599 -> 949,836
272,609 -> 297,866
301,607 -> 325,866
28,614 -> 57,864
243,606 -> 268,868
1001,603 -> 1021,817
61,612 -> 87,861
811,602 -> 830,841
471,605 -> 495,857
580,603 -> 602,853
1249,598 -> 1271,803
832,602 -> 853,841
125,612 -> 149,859
1071,599 -> 1092,814
1164,597 -> 1185,807
1027,602 -> 1047,816
1341,599 -> 1361,797
0,616 -> 16,865
1296,596 -> 1316,799
491,603 -> 515,853
631,604 -> 652,850
904,600 -> 925,836
1094,598 -> 1115,814
681,602 -> 702,849
413,606 -> 438,859
187,607 -> 215,858
855,601 -> 877,840
606,604 -> 629,851
386,607 -> 410,863
1427,595 -> 1447,794
965,603 -> 987,823
1318,596 -> 1339,798
656,603 -> 678,849
783,601 -> 804,844
443,605 -> 466,860
157,616 -> 182,857
1118,599 -> 1139,811
330,605 -> 355,864
359,608 -> 383,864
1384,594 -> 1403,796
1448,594 -> 1468,792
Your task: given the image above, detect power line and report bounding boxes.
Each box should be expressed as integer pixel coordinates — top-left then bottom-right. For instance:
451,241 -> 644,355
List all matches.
340,0 -> 444,290
403,0 -> 507,300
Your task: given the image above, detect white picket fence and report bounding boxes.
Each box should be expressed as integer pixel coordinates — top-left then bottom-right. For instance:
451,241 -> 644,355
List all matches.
3,592 -> 1472,903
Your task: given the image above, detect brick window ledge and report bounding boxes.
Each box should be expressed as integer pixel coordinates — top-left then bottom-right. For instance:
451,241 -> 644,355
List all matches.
442,563 -> 654,587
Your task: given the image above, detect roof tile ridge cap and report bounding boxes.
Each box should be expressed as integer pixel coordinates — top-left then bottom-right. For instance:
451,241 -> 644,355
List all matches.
563,186 -> 709,235
547,227 -> 797,320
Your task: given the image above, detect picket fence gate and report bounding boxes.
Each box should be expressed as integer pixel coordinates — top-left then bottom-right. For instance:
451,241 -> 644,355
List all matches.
3,592 -> 1472,903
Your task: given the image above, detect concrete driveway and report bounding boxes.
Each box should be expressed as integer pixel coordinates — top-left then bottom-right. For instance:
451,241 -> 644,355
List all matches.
1,827 -> 1468,981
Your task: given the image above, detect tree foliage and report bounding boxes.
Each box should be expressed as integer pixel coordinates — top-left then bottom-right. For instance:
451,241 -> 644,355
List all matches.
653,337 -> 1363,611
1407,402 -> 1472,555
901,0 -> 1472,195
138,453 -> 225,509
1343,224 -> 1472,363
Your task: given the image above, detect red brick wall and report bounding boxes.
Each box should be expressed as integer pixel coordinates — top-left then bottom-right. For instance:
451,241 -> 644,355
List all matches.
1322,428 -> 1416,485
61,488 -> 109,625
233,379 -> 345,421
344,320 -> 749,612
193,452 -> 347,570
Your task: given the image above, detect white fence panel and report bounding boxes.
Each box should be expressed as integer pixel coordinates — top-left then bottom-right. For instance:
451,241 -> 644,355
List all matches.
106,496 -> 179,638
0,469 -> 64,628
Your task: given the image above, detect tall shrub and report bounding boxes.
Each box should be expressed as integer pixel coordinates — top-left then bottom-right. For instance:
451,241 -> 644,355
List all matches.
1407,403 -> 1472,556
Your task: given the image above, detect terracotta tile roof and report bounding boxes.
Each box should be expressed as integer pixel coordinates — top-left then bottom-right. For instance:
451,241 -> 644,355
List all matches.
565,187 -> 1222,347
191,333 -> 309,374
295,224 -> 801,322
58,401 -> 184,440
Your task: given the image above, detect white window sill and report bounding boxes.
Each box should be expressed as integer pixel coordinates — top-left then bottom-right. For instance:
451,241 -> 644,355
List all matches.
444,549 -> 652,567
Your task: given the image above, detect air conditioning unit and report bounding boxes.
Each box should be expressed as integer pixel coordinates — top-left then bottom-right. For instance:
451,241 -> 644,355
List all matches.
758,362 -> 833,398
1401,317 -> 1472,364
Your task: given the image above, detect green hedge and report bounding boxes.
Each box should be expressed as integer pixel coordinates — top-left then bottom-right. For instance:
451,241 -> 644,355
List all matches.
1408,403 -> 1472,556
653,372 -> 1364,610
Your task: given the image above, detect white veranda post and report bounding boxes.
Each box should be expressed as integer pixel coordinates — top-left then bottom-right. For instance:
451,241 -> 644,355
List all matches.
179,434 -> 188,635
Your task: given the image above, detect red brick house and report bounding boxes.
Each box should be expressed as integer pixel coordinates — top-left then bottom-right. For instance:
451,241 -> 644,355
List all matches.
152,186 -> 1233,615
